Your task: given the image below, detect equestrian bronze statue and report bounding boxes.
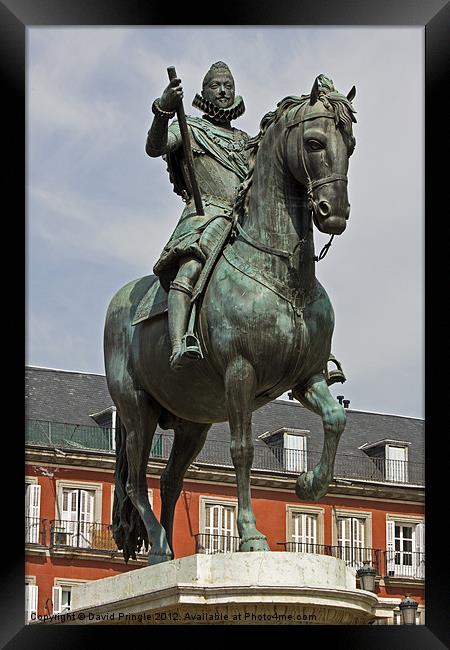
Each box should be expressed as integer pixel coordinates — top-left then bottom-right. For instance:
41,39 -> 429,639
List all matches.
104,66 -> 357,565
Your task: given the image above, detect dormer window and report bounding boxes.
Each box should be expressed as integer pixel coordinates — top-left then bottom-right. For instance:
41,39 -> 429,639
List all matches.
359,439 -> 410,483
259,428 -> 308,473
89,406 -> 116,450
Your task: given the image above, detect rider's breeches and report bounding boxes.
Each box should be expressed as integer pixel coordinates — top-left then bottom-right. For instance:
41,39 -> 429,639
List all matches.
199,216 -> 230,258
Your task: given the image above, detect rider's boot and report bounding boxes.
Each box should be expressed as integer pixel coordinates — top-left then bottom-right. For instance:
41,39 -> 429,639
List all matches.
325,353 -> 346,385
168,277 -> 203,370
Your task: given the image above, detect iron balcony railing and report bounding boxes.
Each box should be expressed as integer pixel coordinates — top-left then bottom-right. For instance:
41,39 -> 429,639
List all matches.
383,550 -> 425,580
26,419 -> 424,486
25,516 -> 47,545
49,519 -> 147,555
195,533 -> 241,554
278,542 -> 382,575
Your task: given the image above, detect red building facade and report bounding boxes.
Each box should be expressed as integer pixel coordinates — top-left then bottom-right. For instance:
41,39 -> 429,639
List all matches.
25,367 -> 425,624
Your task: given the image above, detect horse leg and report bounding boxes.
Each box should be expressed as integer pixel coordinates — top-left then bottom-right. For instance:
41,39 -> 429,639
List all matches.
292,374 -> 346,501
225,356 -> 270,552
160,420 -> 210,554
119,388 -> 173,565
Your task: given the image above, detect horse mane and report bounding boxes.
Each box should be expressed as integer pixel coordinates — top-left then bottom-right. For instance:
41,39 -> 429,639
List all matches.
233,85 -> 357,223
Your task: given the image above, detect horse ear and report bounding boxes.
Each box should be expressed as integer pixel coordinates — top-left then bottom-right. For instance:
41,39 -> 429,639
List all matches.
310,77 -> 320,105
347,86 -> 356,102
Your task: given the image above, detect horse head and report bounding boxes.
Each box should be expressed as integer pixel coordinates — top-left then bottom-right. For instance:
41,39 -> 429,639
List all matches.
285,74 -> 357,236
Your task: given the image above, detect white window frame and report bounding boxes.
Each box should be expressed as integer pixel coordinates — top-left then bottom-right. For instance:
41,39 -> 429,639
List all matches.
284,431 -> 308,472
25,578 -> 38,623
54,480 -> 102,550
386,515 -> 425,579
286,504 -> 324,552
55,480 -> 102,523
385,444 -> 409,482
53,578 -> 89,614
332,508 -> 373,569
25,477 -> 41,544
199,496 -> 238,553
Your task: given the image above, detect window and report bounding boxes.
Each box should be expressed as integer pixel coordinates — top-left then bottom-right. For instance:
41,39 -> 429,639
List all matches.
25,480 -> 41,544
291,512 -> 317,551
286,505 -> 324,553
57,487 -> 95,548
199,497 -> 238,553
53,579 -> 88,614
25,578 -> 38,623
360,440 -> 410,483
333,509 -> 373,569
386,518 -> 425,579
55,480 -> 102,550
385,445 -> 408,482
259,428 -> 308,473
284,433 -> 307,472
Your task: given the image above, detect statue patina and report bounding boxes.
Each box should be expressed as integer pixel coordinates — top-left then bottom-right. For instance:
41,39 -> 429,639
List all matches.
104,69 -> 357,565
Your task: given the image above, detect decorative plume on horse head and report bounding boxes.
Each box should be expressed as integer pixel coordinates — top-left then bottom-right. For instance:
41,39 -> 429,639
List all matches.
104,67 -> 357,565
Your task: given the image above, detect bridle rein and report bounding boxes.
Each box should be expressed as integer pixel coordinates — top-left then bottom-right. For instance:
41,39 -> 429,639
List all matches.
285,102 -> 348,261
233,100 -> 349,263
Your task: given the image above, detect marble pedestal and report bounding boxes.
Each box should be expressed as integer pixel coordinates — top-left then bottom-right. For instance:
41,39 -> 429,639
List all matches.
62,552 -> 378,625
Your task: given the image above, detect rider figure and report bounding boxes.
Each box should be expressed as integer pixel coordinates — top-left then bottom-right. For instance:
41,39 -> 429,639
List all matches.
146,62 -> 346,385
146,61 -> 249,370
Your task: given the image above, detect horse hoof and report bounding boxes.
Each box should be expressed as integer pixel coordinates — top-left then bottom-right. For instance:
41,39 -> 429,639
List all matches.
148,552 -> 173,566
239,536 -> 270,552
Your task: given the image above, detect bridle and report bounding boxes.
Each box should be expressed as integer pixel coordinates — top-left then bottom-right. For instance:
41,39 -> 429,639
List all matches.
233,100 -> 349,263
285,102 -> 348,261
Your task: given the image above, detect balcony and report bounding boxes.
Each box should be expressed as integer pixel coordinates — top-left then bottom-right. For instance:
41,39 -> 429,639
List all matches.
278,542 -> 383,575
383,550 -> 425,580
25,516 -> 47,545
49,519 -> 147,557
195,532 -> 241,554
26,419 -> 424,486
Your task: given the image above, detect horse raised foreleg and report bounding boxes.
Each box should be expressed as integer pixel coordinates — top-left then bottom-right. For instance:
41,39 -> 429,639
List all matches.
160,420 -> 211,555
120,389 -> 173,565
292,374 -> 346,501
225,356 -> 270,552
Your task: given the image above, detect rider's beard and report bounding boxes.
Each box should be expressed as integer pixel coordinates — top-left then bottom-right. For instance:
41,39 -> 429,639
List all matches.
192,93 -> 245,123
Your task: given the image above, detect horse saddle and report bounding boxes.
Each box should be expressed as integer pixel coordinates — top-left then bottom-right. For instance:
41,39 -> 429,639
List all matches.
131,217 -> 234,327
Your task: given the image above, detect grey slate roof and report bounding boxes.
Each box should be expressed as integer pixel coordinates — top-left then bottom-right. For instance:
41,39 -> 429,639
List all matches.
25,366 -> 424,465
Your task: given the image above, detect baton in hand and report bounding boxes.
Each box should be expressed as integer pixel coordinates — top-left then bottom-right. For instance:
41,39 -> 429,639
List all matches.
167,66 -> 204,216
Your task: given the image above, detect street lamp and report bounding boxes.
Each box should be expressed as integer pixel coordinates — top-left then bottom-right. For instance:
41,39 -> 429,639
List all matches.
356,563 -> 377,592
399,595 -> 418,625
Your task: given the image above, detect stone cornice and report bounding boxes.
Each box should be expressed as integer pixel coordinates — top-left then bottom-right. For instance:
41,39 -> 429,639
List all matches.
25,445 -> 424,503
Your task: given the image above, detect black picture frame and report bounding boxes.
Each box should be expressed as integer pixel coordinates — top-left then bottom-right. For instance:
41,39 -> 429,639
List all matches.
6,0 -> 448,647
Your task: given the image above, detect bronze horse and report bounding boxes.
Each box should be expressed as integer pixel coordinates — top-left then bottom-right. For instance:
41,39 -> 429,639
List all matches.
104,76 -> 357,564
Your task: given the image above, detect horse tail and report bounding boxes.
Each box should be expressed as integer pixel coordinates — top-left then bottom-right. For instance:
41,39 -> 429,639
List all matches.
111,412 -> 148,562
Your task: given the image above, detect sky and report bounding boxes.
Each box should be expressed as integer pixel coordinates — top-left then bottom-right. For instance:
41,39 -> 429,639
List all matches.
26,26 -> 424,418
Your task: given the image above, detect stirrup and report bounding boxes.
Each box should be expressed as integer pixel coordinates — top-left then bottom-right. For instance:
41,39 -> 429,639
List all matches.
170,332 -> 203,370
325,354 -> 346,385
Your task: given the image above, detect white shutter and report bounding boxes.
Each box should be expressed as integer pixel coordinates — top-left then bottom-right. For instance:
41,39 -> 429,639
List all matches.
293,513 -> 317,551
52,586 -> 62,614
25,584 -> 38,623
25,484 -> 41,544
78,490 -> 94,548
204,504 -> 235,553
284,434 -> 307,472
337,518 -> 351,562
386,520 -> 396,574
386,446 -> 407,482
60,489 -> 78,546
415,522 -> 425,579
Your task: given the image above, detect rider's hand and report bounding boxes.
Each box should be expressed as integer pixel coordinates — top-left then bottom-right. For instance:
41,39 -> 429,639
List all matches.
159,78 -> 183,112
